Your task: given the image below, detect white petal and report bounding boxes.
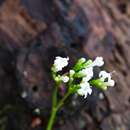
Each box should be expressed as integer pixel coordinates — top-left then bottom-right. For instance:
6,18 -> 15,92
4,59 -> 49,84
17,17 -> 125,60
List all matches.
79,67 -> 93,81
90,57 -> 104,67
107,80 -> 115,87
77,82 -> 92,99
99,70 -> 115,87
99,71 -> 111,81
54,56 -> 69,72
61,76 -> 69,83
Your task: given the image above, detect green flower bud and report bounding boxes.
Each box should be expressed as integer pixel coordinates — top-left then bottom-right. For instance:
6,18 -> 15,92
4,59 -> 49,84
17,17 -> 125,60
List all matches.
90,79 -> 107,91
69,85 -> 80,94
73,58 -> 86,71
54,75 -> 61,83
69,70 -> 75,77
51,65 -> 57,73
82,60 -> 93,68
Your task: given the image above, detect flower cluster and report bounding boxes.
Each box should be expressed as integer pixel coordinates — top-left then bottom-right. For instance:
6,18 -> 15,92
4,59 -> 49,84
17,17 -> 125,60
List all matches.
51,56 -> 115,99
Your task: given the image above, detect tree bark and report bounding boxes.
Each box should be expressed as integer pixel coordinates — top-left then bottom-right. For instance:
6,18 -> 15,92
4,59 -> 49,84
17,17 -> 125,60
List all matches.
0,0 -> 130,130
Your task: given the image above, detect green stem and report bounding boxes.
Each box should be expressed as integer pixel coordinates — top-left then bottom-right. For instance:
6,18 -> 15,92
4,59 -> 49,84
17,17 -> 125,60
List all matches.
46,107 -> 57,130
57,92 -> 71,111
52,86 -> 58,108
46,87 -> 57,130
46,86 -> 71,130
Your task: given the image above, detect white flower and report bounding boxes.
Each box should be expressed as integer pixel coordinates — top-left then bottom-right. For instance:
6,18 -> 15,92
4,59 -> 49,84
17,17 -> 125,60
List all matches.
61,76 -> 69,83
78,67 -> 93,81
53,56 -> 69,72
77,82 -> 92,98
88,57 -> 104,67
99,71 -> 115,87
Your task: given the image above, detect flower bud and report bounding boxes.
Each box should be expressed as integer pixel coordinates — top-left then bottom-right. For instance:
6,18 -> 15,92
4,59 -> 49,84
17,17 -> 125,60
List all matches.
61,76 -> 69,83
90,79 -> 107,90
73,58 -> 86,71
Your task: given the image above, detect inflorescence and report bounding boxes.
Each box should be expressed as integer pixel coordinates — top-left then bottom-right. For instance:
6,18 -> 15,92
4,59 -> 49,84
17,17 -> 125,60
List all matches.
51,56 -> 115,99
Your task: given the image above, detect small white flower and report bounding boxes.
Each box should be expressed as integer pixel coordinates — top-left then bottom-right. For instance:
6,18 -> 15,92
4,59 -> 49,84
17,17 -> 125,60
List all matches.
108,80 -> 115,87
99,71 -> 115,87
77,82 -> 92,98
78,67 -> 93,81
61,76 -> 69,83
53,56 -> 69,72
88,57 -> 104,67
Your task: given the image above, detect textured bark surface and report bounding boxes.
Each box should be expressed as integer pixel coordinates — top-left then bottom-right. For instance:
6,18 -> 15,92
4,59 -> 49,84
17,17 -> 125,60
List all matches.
0,0 -> 130,130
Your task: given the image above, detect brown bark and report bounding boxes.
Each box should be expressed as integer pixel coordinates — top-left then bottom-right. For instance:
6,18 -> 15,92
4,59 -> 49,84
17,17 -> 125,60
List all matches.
0,0 -> 130,130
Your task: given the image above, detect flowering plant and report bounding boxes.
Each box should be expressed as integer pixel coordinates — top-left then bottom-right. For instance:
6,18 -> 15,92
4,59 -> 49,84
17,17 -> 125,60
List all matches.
46,56 -> 115,130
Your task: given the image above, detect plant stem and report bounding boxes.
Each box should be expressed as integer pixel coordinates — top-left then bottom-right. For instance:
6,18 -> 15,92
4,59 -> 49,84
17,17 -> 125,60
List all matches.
46,87 -> 71,130
46,107 -> 57,130
57,92 -> 71,110
46,87 -> 57,130
52,86 -> 58,108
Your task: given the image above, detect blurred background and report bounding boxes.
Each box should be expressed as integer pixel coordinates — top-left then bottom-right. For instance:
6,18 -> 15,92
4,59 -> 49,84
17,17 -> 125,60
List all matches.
0,0 -> 130,130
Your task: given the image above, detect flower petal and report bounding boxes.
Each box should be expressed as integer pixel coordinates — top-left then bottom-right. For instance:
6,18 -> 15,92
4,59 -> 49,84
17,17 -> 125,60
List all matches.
53,56 -> 69,72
